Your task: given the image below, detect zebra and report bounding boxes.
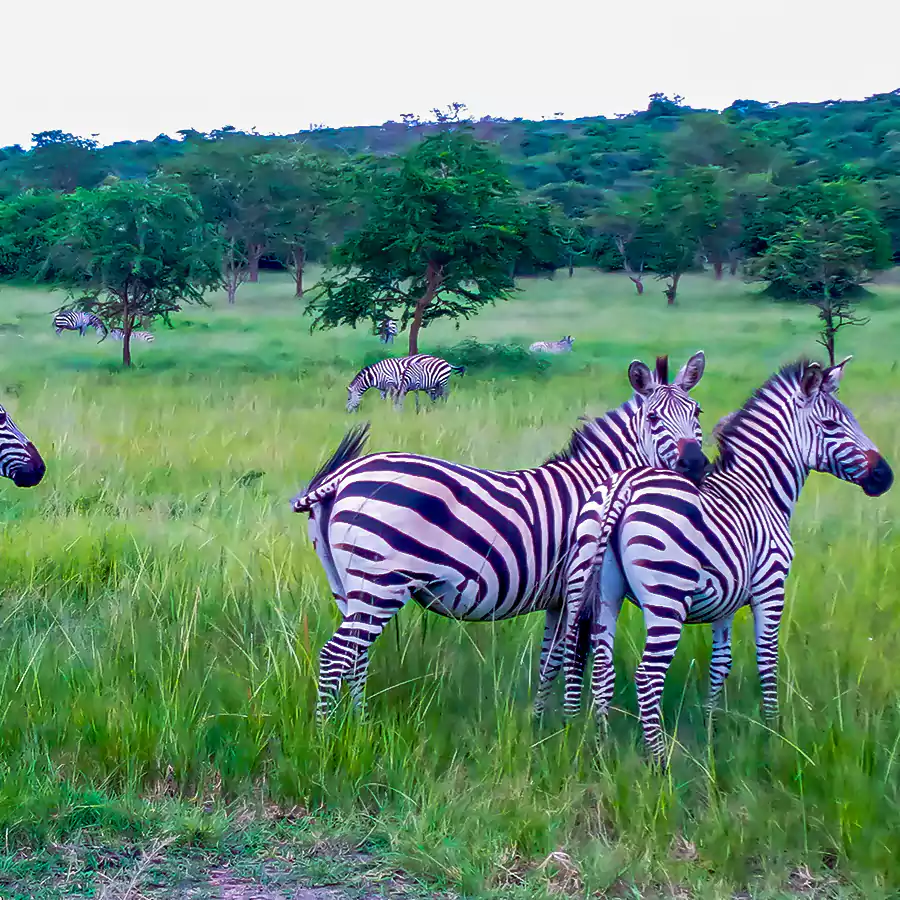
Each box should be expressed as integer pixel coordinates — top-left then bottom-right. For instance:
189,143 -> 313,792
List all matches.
104,329 -> 155,343
530,336 -> 574,353
346,355 -> 464,412
292,352 -> 708,720
53,310 -> 105,337
0,401 -> 46,488
379,319 -> 398,345
560,357 -> 893,765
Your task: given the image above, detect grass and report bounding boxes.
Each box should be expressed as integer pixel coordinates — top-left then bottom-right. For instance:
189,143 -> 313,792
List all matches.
0,269 -> 898,898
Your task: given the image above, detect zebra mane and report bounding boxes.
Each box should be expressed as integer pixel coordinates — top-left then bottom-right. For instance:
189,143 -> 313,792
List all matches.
711,359 -> 813,472
545,404 -> 636,465
655,355 -> 669,384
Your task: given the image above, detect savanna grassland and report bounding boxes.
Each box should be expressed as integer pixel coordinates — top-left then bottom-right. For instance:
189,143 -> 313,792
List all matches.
0,271 -> 898,899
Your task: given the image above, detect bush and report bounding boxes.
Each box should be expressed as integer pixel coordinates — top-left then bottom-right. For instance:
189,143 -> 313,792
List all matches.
434,339 -> 550,376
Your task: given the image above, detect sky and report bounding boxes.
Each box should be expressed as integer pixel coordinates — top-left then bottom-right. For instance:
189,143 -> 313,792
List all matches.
3,0 -> 898,147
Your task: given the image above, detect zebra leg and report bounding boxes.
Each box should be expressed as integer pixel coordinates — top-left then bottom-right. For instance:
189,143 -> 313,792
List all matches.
706,615 -> 735,713
589,590 -> 624,726
533,606 -> 565,718
634,600 -> 688,767
750,584 -> 786,723
345,648 -> 369,711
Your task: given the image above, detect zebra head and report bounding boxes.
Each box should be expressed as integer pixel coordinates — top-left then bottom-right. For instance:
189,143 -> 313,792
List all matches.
0,403 -> 45,488
796,358 -> 893,497
629,351 -> 707,483
347,372 -> 367,413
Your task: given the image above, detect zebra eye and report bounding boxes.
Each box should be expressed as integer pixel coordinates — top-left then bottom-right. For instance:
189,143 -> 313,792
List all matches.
822,418 -> 839,429
647,412 -> 661,423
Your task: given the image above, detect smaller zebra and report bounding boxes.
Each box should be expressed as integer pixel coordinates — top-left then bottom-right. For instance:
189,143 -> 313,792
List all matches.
397,354 -> 465,409
53,310 -> 105,337
105,329 -> 155,343
347,359 -> 403,412
530,336 -> 574,353
378,319 -> 398,344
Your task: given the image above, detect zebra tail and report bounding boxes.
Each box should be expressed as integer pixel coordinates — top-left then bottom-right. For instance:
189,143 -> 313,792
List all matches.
450,365 -> 466,376
290,422 -> 371,513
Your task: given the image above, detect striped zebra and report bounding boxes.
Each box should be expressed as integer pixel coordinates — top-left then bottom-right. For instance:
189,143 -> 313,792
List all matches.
530,336 -> 574,353
293,352 -> 708,720
379,319 -> 398,345
346,355 -> 464,412
560,357 -> 893,765
53,310 -> 105,337
0,401 -> 46,488
104,329 -> 155,343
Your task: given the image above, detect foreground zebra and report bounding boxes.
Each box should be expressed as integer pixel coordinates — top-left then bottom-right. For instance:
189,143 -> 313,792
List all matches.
293,352 -> 708,719
379,319 -> 398,344
561,358 -> 893,764
104,329 -> 155,343
53,310 -> 105,337
346,355 -> 464,412
0,401 -> 46,488
530,336 -> 574,353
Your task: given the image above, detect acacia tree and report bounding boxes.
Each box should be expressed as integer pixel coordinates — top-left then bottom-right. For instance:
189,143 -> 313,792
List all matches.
308,131 -> 538,354
48,180 -> 221,366
588,192 -> 649,294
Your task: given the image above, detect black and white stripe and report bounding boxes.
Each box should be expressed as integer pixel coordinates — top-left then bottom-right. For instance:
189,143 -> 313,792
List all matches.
562,358 -> 893,764
0,402 -> 46,488
105,329 -> 155,343
530,336 -> 574,353
346,355 -> 465,412
53,310 -> 105,337
294,352 -> 708,720
379,319 -> 398,345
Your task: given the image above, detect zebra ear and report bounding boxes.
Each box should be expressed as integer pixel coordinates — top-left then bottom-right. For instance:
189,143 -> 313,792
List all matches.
799,362 -> 824,402
674,351 -> 706,392
822,356 -> 852,394
628,360 -> 655,397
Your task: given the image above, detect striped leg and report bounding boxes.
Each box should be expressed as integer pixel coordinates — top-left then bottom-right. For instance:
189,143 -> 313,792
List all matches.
706,615 -> 735,713
533,606 -> 565,717
589,591 -> 624,724
750,584 -> 786,723
317,595 -> 406,721
344,648 -> 369,711
634,599 -> 689,766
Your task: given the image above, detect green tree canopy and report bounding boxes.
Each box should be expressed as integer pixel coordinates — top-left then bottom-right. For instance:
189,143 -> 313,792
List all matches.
308,131 -> 543,354
0,190 -> 66,279
47,179 -> 222,366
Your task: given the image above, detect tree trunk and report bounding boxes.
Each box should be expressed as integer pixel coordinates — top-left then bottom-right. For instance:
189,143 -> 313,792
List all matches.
248,244 -> 263,283
122,313 -> 134,367
728,252 -> 740,276
664,273 -> 681,306
226,278 -> 237,305
713,260 -> 724,280
615,235 -> 644,295
630,276 -> 645,295
568,257 -> 574,278
292,246 -> 305,299
408,260 -> 443,355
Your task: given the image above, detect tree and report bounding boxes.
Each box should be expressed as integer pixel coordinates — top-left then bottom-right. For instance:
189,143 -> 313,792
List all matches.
588,191 -> 650,293
18,131 -> 108,193
0,191 -> 66,279
308,131 -> 538,354
260,149 -> 346,298
47,180 -> 221,366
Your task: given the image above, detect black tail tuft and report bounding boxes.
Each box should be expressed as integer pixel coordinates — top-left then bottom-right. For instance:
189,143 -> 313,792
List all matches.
451,365 -> 466,377
306,423 -> 371,494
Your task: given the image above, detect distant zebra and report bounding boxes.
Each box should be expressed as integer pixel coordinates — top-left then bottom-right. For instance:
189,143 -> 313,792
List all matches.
53,310 -> 105,337
378,319 -> 398,345
0,400 -> 46,488
561,358 -> 893,765
346,355 -> 464,412
530,336 -> 574,353
105,329 -> 155,343
293,352 -> 708,720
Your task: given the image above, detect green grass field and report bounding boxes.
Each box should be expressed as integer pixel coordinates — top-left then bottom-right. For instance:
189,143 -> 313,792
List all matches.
0,270 -> 898,898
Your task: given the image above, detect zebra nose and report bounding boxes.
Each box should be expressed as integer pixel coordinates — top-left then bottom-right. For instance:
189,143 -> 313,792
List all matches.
861,452 -> 893,497
11,443 -> 46,488
674,441 -> 708,485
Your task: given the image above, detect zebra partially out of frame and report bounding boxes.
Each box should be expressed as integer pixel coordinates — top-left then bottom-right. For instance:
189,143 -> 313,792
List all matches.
378,319 -> 398,344
530,336 -> 574,353
53,310 -> 105,337
104,329 -> 155,343
293,352 -> 708,720
561,357 -> 893,765
346,355 -> 464,412
0,400 -> 46,488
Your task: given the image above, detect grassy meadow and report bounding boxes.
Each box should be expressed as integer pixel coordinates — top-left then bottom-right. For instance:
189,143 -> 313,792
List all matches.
0,270 -> 898,898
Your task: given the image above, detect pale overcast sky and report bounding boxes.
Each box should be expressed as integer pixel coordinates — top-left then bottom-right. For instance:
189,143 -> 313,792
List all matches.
3,0 -> 897,147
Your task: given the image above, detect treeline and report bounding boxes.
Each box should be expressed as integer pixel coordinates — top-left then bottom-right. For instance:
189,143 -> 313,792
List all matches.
0,92 -> 897,364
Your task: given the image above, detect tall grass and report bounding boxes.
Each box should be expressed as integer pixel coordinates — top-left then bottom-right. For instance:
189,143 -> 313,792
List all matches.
0,271 -> 898,895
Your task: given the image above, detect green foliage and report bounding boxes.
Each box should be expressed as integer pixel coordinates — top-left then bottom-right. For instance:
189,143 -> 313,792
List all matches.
432,338 -> 550,375
0,191 -> 66,279
47,179 -> 221,365
308,131 -> 545,353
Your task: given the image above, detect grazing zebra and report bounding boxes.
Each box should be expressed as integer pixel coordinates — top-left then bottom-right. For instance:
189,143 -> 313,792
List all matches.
53,310 -> 105,337
104,329 -> 155,343
293,352 -> 708,720
530,336 -> 574,354
560,357 -> 893,765
346,355 -> 464,412
0,401 -> 46,488
379,319 -> 398,344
